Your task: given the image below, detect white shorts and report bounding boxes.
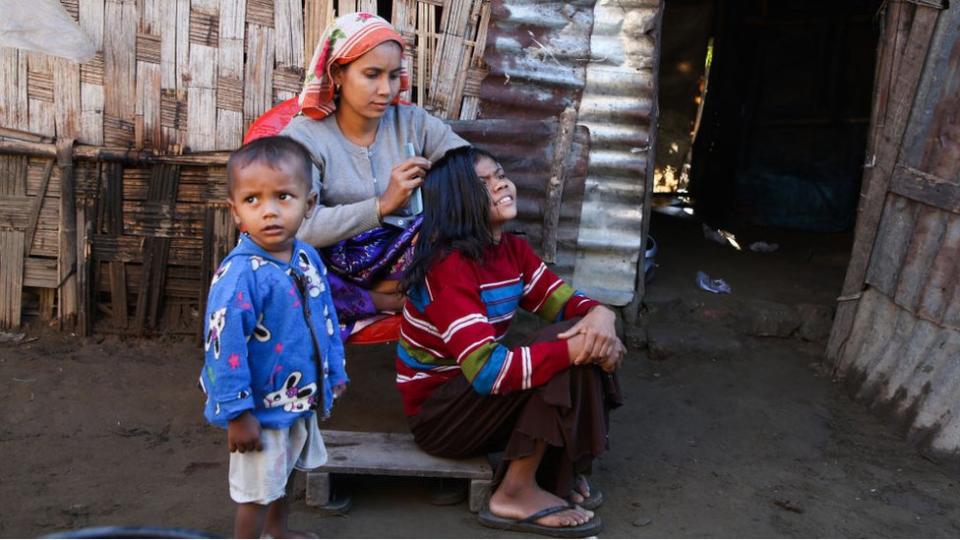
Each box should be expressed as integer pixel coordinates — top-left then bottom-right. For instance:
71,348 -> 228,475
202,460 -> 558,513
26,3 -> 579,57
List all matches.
229,415 -> 327,505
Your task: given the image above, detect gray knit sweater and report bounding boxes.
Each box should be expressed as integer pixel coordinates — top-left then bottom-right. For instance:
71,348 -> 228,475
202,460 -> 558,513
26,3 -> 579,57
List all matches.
282,104 -> 468,247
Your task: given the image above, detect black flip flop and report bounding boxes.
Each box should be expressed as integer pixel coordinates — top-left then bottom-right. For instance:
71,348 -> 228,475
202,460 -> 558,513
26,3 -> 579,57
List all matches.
569,475 -> 604,510
477,504 -> 603,538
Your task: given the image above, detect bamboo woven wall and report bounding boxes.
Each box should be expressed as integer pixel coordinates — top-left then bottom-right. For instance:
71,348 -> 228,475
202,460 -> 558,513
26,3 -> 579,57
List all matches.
0,0 -> 493,332
0,0 -> 492,151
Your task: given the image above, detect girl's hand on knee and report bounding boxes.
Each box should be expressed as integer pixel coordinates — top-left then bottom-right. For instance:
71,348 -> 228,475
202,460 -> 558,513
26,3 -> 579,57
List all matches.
332,383 -> 348,399
557,306 -> 619,365
380,157 -> 431,215
598,340 -> 626,372
565,333 -> 587,364
228,411 -> 263,453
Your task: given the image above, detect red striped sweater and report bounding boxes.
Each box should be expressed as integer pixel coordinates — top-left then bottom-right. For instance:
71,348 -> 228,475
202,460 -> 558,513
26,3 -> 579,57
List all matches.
395,233 -> 600,416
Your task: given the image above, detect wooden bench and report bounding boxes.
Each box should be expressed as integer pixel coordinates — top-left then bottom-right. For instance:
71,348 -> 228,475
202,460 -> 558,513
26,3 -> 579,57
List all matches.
305,430 -> 494,512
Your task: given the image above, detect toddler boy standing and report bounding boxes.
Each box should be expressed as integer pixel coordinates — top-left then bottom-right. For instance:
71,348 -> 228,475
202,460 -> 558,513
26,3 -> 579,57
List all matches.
200,136 -> 347,538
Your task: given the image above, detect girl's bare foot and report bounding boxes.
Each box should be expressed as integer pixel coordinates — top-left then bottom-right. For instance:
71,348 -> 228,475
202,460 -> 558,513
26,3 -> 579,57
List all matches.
569,473 -> 590,505
488,482 -> 593,528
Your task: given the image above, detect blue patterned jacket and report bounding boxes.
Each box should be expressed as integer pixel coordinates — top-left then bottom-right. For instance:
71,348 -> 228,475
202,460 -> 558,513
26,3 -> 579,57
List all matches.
199,234 -> 347,429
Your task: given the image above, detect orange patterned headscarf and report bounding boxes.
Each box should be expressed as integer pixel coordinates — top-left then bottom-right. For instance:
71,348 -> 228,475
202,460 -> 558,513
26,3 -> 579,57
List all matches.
298,12 -> 408,121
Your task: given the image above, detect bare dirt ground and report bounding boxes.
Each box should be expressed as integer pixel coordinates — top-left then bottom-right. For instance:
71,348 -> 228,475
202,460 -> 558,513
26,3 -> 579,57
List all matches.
2,213 -> 959,538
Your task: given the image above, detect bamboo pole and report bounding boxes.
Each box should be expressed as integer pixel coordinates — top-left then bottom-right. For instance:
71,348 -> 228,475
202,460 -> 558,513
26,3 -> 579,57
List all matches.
0,137 -> 229,165
57,138 -> 78,328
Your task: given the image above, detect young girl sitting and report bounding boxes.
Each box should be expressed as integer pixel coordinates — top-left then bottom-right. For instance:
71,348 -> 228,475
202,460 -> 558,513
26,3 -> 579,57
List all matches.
396,146 -> 625,538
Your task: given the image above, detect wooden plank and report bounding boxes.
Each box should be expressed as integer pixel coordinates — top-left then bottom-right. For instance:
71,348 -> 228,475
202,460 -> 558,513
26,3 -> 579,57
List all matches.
243,24 -> 275,132
303,0 -> 334,73
103,0 -> 137,145
108,262 -> 128,328
458,0 -> 490,121
80,81 -> 105,145
391,0 -> 417,104
160,0 -> 187,89
57,139 -> 78,326
186,45 -> 219,152
890,165 -> 960,213
78,0 -> 105,148
23,256 -> 59,288
0,155 -> 27,196
865,195 -> 919,296
542,106 -> 577,263
274,0 -> 304,70
101,162 -> 124,234
27,54 -> 57,137
77,199 -> 95,335
79,0 -> 105,56
918,214 -> 960,323
0,49 -> 29,131
246,0 -> 274,27
426,0 -> 475,118
53,58 -> 82,139
893,204 -> 948,312
217,0 -> 245,150
136,61 -> 163,149
0,231 -> 25,329
0,197 -> 31,229
23,160 -> 56,257
316,430 -> 492,479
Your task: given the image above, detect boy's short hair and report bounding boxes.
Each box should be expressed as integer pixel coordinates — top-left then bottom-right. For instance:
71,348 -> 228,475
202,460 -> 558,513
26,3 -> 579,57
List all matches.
226,136 -> 314,195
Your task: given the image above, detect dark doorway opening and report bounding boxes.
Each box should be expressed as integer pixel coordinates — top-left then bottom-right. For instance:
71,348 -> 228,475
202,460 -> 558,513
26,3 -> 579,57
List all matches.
654,0 -> 883,233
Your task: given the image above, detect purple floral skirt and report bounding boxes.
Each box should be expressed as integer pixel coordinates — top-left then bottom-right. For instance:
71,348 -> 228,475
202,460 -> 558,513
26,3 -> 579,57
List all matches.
319,217 -> 421,339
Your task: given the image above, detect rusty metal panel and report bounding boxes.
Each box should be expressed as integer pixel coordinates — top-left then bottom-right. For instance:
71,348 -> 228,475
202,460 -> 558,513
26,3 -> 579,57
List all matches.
479,0 -> 661,305
573,0 -> 659,305
448,119 -> 590,280
831,7 -> 960,455
839,288 -> 960,456
479,0 -> 595,119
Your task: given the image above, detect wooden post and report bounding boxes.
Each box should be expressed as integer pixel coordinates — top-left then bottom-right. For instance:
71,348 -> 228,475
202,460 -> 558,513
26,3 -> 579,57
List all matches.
76,197 -> 95,336
0,231 -> 25,329
542,107 -> 578,263
57,138 -> 78,329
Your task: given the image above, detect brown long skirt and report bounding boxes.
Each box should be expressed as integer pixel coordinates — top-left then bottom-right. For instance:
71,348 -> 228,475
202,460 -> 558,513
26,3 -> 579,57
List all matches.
408,319 -> 623,498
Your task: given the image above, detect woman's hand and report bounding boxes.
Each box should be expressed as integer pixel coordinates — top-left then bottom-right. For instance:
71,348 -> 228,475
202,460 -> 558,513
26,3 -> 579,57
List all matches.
227,411 -> 262,453
379,157 -> 431,216
557,306 -> 625,369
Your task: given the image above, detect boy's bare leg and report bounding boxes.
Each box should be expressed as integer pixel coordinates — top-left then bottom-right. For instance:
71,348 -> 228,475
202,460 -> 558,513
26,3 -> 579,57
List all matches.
235,502 -> 268,539
262,472 -> 315,539
487,440 -> 594,528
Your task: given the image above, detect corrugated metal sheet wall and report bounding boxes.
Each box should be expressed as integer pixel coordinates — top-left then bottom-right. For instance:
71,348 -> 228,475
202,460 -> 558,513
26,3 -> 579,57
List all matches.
479,0 -> 662,306
573,0 -> 658,305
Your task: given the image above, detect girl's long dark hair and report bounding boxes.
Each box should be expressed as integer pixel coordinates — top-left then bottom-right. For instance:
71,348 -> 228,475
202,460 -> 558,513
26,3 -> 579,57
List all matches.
401,146 -> 500,294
